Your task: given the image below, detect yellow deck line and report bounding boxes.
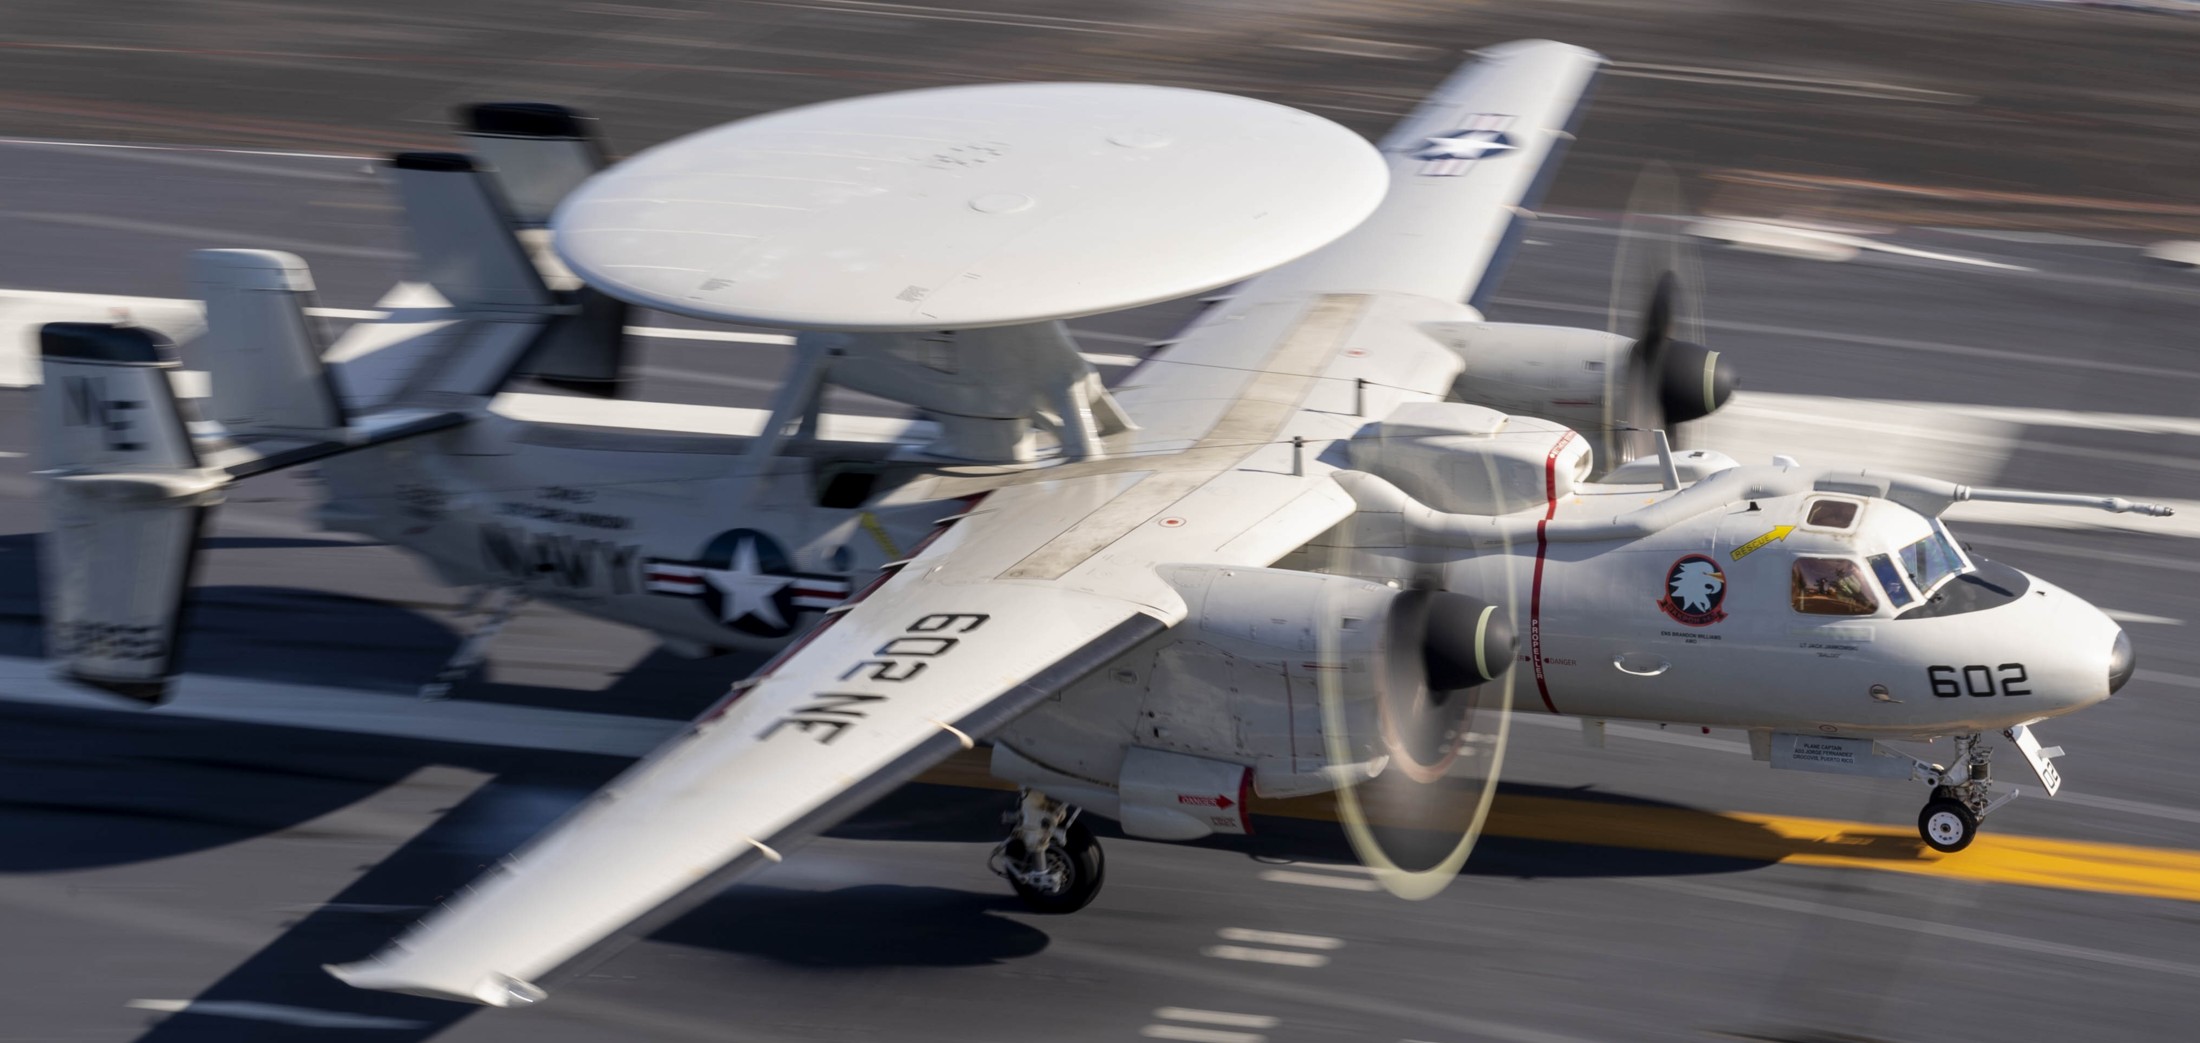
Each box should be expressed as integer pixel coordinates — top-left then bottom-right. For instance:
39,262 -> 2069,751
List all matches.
915,750 -> 2200,904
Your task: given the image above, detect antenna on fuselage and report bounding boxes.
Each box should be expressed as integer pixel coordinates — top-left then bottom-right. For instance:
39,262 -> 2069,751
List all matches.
1651,430 -> 1682,491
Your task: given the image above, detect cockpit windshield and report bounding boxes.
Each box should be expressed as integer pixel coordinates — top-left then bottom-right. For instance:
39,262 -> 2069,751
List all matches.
1897,522 -> 1971,599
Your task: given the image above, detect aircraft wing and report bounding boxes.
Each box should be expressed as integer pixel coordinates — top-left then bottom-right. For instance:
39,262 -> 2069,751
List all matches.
327,485 -> 1183,1006
1264,38 -> 1602,309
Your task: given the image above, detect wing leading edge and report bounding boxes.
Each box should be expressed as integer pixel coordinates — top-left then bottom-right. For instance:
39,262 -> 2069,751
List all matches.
327,510 -> 1169,1005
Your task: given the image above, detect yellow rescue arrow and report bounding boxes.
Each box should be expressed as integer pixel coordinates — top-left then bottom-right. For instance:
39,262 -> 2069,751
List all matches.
1731,525 -> 1795,561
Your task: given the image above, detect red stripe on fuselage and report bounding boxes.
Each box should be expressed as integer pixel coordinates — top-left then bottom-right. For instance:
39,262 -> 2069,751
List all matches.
1529,432 -> 1575,714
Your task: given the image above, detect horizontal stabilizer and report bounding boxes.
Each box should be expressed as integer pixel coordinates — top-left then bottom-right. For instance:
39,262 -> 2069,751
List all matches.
34,321 -> 469,702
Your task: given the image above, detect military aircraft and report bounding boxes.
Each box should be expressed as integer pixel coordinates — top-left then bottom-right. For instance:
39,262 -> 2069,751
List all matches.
26,39 -> 2167,1007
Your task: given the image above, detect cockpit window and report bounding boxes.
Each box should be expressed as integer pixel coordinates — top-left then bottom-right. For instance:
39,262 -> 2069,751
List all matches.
1900,523 -> 1970,598
1793,557 -> 1879,615
1868,553 -> 1914,608
1805,498 -> 1860,529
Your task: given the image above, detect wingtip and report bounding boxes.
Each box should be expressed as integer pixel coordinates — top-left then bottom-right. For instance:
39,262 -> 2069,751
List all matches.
324,961 -> 545,1008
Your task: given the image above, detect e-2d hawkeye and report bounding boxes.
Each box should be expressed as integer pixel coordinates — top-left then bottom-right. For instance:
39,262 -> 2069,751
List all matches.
22,40 -> 2167,1007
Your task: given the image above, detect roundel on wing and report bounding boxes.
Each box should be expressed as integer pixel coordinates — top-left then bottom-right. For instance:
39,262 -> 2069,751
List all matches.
642,528 -> 852,638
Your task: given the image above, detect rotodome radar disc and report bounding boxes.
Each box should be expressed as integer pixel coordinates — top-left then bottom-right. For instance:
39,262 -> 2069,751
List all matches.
551,82 -> 1389,331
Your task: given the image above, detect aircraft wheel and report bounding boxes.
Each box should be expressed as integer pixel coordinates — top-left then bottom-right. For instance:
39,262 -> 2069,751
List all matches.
1005,820 -> 1105,914
1919,798 -> 1977,853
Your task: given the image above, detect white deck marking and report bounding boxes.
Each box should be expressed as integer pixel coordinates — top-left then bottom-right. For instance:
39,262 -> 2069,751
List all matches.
0,137 -> 367,161
1140,1027 -> 1265,1043
1216,928 -> 1345,950
0,211 -> 405,262
1255,870 -> 1381,892
1496,295 -> 2200,382
1638,877 -> 2200,981
0,655 -> 678,758
1202,945 -> 1331,968
1604,61 -> 1967,102
1152,1008 -> 1281,1029
125,1000 -> 425,1029
2136,669 -> 2200,690
2105,609 -> 2184,626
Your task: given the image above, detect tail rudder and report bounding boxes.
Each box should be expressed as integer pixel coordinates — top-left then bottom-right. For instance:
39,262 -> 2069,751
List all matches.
458,103 -> 631,397
36,323 -> 221,702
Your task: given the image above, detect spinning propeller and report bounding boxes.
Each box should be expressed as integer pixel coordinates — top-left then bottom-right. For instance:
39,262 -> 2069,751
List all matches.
1318,570 -> 1520,898
1602,163 -> 1737,471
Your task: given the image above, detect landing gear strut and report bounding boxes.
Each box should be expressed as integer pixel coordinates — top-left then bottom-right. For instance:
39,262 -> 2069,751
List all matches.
989,789 -> 1104,913
419,586 -> 524,700
1914,733 -> 2018,853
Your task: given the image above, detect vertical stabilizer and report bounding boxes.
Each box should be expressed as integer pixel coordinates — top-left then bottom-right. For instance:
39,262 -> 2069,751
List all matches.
189,249 -> 347,438
459,103 -> 607,227
456,104 -> 631,396
388,152 -> 554,312
36,323 -> 221,703
37,323 -> 198,473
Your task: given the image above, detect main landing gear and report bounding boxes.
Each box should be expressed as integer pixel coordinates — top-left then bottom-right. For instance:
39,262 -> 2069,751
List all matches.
989,789 -> 1105,913
419,586 -> 525,700
1913,732 -> 2018,853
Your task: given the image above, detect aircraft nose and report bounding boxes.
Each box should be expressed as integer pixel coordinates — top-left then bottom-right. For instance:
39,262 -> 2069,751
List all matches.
2109,627 -> 2136,695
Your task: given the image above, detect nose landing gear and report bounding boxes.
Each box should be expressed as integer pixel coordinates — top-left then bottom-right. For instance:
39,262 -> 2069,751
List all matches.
1913,733 -> 2018,853
989,788 -> 1105,913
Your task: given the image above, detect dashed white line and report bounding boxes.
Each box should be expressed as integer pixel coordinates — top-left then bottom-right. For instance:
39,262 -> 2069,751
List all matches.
1269,861 -> 1376,874
0,137 -> 369,161
125,1000 -> 425,1029
1215,928 -> 1345,950
2105,609 -> 2184,626
1202,945 -> 1331,968
1256,869 -> 1382,892
1140,1027 -> 1265,1043
1152,1008 -> 1281,1029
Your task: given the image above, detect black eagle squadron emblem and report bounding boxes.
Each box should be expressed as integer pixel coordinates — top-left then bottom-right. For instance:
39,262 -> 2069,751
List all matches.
643,528 -> 851,638
1657,554 -> 1728,627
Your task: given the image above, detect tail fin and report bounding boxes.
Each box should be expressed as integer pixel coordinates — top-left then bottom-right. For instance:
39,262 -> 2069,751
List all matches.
459,103 -> 608,228
189,249 -> 346,438
387,152 -> 554,313
329,139 -> 628,406
457,103 -> 631,397
36,323 -> 220,703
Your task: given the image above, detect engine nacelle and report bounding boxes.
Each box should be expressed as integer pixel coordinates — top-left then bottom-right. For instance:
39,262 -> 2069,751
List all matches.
1422,320 -> 1737,442
1348,401 -> 1591,515
1422,321 -> 1632,432
1162,564 -> 1514,690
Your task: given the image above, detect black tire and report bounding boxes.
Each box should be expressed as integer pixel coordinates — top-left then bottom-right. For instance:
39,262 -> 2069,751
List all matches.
1919,798 -> 1977,853
1005,820 -> 1105,914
